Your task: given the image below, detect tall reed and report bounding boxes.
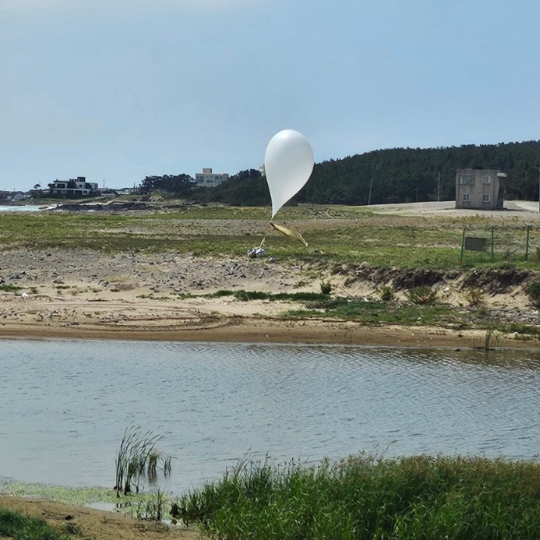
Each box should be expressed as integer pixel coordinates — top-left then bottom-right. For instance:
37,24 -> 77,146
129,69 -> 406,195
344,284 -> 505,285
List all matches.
114,425 -> 172,497
174,453 -> 540,540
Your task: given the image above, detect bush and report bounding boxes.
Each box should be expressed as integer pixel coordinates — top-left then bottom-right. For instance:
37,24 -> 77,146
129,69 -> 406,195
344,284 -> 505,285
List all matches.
379,285 -> 395,302
526,280 -> 540,307
405,286 -> 438,305
320,281 -> 332,295
463,287 -> 484,306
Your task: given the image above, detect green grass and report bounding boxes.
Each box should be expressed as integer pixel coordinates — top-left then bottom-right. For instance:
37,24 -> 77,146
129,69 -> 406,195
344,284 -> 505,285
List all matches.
284,298 -> 461,326
175,453 -> 540,540
176,288 -> 533,334
1,205 -> 539,269
209,289 -> 329,302
0,507 -> 71,540
0,283 -> 22,292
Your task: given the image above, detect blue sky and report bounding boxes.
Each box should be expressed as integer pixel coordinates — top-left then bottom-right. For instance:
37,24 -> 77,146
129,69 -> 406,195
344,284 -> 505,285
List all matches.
1,0 -> 539,190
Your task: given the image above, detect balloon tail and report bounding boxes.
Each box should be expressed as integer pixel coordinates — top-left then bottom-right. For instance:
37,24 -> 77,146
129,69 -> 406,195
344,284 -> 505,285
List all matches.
270,222 -> 308,247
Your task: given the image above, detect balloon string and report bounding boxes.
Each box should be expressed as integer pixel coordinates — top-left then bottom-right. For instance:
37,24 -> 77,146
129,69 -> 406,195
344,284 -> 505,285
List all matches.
259,236 -> 266,249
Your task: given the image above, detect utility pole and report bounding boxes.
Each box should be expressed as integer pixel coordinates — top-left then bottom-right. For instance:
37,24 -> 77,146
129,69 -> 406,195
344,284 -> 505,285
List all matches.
368,178 -> 373,205
535,166 -> 540,213
437,171 -> 441,202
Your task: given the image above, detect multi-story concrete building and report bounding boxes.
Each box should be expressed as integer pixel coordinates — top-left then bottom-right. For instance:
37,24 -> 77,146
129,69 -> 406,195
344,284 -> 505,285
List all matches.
194,168 -> 229,187
48,177 -> 99,196
455,168 -> 506,210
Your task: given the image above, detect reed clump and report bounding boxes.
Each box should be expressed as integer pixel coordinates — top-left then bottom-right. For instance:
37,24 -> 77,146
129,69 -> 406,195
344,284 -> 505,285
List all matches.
114,425 -> 172,497
174,453 -> 540,540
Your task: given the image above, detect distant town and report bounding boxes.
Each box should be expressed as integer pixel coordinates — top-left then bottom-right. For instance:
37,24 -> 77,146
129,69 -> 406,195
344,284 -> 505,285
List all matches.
0,168 -> 232,203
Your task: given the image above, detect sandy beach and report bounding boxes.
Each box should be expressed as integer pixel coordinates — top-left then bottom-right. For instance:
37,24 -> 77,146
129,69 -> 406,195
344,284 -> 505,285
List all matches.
0,246 -> 538,349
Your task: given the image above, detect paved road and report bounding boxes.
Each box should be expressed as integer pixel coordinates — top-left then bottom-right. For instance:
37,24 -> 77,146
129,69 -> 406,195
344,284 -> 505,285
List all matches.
369,200 -> 540,219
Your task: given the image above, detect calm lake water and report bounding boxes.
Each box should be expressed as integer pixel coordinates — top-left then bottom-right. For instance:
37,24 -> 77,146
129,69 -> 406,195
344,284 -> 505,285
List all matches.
0,205 -> 48,212
1,340 -> 540,494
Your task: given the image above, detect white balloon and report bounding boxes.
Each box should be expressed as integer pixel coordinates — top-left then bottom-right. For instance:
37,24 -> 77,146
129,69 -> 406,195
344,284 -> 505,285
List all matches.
264,129 -> 314,219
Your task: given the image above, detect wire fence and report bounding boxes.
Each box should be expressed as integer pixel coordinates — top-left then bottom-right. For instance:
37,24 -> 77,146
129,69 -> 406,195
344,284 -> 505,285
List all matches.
460,226 -> 540,263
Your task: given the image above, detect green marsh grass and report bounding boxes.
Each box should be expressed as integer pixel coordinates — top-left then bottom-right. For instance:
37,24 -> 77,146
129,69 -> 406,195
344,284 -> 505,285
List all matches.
0,507 -> 70,540
114,425 -> 172,497
175,453 -> 540,540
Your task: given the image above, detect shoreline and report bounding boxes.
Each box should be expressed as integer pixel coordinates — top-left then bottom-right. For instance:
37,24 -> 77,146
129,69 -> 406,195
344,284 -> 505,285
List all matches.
0,316 -> 537,350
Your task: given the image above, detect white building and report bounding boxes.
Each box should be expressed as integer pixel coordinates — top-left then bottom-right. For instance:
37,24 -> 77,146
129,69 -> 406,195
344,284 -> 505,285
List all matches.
194,168 -> 229,187
49,177 -> 99,196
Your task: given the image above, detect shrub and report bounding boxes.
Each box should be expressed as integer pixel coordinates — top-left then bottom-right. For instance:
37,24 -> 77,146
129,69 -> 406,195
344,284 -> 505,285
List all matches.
405,286 -> 438,305
379,285 -> 395,302
526,280 -> 540,307
463,287 -> 484,306
320,281 -> 332,295
0,284 -> 21,292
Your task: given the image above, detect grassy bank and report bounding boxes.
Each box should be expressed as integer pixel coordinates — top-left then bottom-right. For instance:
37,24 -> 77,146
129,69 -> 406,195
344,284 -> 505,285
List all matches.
1,204 -> 539,269
206,289 -> 540,339
0,506 -> 73,540
175,453 -> 540,540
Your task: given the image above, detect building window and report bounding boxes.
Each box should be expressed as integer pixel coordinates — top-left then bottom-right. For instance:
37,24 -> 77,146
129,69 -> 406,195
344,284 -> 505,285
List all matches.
460,176 -> 475,185
462,194 -> 470,202
482,194 -> 490,203
482,176 -> 491,184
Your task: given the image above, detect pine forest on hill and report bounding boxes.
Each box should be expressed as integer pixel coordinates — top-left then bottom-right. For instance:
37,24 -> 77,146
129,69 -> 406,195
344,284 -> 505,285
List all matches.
139,140 -> 540,207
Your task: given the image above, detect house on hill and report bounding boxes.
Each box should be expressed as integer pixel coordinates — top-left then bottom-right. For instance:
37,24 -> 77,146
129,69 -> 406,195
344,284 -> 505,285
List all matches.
48,177 -> 99,197
455,168 -> 506,210
194,168 -> 229,187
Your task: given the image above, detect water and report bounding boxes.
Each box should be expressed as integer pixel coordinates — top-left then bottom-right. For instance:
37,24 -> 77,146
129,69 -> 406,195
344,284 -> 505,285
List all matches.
0,205 -> 52,212
1,339 -> 540,494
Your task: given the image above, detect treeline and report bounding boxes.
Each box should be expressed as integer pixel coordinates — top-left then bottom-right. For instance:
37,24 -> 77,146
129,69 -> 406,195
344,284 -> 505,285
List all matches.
138,140 -> 540,206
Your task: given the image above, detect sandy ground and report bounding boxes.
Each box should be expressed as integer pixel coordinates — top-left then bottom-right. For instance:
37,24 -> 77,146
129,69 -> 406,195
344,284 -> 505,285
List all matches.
0,494 -> 204,540
0,246 -> 538,349
1,199 -> 540,348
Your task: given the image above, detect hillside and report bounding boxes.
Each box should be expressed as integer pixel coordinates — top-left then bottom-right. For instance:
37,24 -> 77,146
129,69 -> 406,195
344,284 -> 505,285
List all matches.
182,140 -> 540,207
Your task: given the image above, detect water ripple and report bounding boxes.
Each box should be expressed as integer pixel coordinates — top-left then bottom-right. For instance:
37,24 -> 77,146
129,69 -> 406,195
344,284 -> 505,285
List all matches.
0,340 -> 539,492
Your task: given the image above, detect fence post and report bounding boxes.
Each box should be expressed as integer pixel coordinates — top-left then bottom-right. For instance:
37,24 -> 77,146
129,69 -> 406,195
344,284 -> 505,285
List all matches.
460,228 -> 466,261
490,226 -> 494,261
525,225 -> 531,261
